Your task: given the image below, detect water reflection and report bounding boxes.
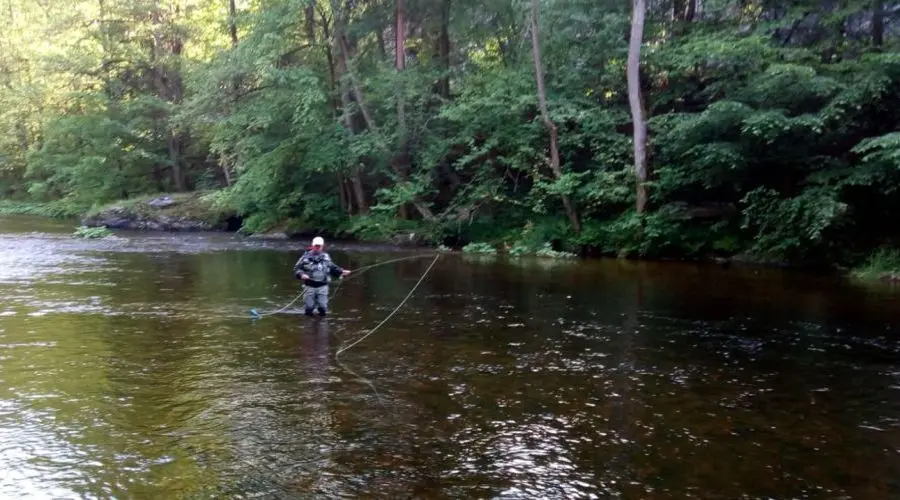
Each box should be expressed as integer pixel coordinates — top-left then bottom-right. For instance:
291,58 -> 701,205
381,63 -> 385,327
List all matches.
0,216 -> 899,498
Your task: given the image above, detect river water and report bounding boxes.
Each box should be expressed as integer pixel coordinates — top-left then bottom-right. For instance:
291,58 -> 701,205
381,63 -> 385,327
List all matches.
1,215 -> 899,499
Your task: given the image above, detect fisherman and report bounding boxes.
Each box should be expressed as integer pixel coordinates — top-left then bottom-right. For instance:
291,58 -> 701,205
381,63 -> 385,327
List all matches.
293,236 -> 350,316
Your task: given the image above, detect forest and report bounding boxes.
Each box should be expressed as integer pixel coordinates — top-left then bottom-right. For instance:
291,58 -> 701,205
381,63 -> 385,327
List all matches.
1,0 -> 899,271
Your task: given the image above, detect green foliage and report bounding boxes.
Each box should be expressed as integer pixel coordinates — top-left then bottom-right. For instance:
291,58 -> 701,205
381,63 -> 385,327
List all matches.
852,132 -> 900,164
851,248 -> 900,281
535,243 -> 577,259
0,0 -> 899,272
345,214 -> 408,242
462,242 -> 497,254
26,95 -> 167,208
73,225 -> 113,239
0,200 -> 81,218
510,240 -> 577,259
740,187 -> 848,261
738,64 -> 841,114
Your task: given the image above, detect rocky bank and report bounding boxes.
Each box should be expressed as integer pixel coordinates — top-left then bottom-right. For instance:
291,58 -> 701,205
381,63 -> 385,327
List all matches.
81,193 -> 240,232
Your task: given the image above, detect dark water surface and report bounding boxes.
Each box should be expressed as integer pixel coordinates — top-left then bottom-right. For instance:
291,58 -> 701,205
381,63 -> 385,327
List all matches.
1,215 -> 899,499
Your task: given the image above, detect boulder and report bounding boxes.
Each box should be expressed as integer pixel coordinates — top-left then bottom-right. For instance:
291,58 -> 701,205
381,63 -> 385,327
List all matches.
389,231 -> 429,247
146,195 -> 175,208
81,206 -> 214,232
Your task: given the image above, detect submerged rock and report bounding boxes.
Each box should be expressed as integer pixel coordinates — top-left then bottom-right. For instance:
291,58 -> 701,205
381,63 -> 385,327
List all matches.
728,252 -> 791,267
246,231 -> 289,240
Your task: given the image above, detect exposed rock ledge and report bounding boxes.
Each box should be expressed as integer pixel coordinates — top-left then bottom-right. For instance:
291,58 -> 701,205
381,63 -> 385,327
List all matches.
81,193 -> 240,232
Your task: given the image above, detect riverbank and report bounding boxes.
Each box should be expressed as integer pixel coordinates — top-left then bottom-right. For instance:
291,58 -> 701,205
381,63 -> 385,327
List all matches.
849,248 -> 900,283
78,192 -> 435,247
0,200 -> 81,219
5,194 -> 900,283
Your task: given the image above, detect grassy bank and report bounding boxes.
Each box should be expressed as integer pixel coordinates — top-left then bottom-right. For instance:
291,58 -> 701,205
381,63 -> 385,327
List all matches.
7,191 -> 899,282
851,249 -> 900,283
0,200 -> 81,218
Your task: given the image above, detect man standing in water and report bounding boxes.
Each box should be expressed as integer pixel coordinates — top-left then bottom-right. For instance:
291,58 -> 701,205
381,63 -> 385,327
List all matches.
293,236 -> 350,316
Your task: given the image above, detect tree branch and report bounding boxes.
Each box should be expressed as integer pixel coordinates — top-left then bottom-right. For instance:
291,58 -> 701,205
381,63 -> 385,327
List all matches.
529,0 -> 580,233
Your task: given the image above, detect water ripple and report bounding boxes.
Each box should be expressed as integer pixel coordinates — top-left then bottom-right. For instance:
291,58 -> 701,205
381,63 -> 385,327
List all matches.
1,221 -> 900,498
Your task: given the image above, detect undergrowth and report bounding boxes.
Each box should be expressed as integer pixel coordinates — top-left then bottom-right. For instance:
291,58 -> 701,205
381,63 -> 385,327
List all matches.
462,242 -> 497,254
851,248 -> 900,282
73,225 -> 113,239
0,200 -> 81,218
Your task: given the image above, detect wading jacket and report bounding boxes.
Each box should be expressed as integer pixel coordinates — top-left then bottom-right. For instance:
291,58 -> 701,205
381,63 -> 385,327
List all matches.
293,251 -> 344,288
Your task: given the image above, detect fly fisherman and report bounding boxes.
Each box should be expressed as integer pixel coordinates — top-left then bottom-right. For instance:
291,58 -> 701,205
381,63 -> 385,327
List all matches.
293,236 -> 350,316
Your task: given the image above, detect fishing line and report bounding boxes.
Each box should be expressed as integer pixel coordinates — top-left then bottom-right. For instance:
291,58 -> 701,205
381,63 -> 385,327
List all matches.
335,253 -> 440,358
326,253 -> 435,300
334,355 -> 388,411
247,253 -> 435,319
177,441 -> 301,499
247,293 -> 304,319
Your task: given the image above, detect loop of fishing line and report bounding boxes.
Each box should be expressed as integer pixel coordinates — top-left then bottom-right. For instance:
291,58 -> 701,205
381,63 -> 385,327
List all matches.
335,253 -> 440,358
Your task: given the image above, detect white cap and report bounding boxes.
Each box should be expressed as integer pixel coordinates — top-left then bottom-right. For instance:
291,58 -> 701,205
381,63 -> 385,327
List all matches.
312,236 -> 325,246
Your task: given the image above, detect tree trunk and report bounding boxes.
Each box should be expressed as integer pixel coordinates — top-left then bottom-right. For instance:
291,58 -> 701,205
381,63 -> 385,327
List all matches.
337,173 -> 348,213
529,0 -> 580,233
395,0 -> 410,219
167,132 -> 187,192
628,0 -> 649,214
332,0 -> 433,220
221,157 -> 233,186
337,27 -> 435,220
435,0 -> 451,99
332,20 -> 369,215
351,164 -> 369,214
674,0 -> 697,22
395,0 -> 406,72
221,0 -> 240,186
336,49 -> 370,214
376,27 -> 387,60
342,176 -> 355,214
320,10 -> 338,117
149,2 -> 187,192
332,5 -> 370,214
673,0 -> 684,21
97,0 -> 113,100
873,0 -> 884,47
15,120 -> 28,151
685,0 -> 697,22
304,3 -> 316,43
337,35 -> 377,132
229,0 -> 239,47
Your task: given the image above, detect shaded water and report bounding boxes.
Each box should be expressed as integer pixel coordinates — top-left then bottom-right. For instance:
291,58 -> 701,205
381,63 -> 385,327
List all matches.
1,215 -> 899,498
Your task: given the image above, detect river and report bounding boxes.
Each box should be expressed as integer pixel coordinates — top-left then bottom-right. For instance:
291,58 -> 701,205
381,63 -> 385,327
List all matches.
0,215 -> 898,498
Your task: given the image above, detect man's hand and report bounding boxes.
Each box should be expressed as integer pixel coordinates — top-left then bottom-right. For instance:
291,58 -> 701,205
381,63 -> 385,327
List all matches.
342,269 -> 351,276
301,274 -> 310,280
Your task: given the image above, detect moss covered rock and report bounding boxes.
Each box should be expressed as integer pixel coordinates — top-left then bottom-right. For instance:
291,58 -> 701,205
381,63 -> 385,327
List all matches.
81,192 -> 240,232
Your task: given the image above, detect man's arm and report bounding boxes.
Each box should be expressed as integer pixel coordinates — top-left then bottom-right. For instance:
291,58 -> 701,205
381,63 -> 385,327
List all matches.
324,253 -> 350,277
293,253 -> 311,279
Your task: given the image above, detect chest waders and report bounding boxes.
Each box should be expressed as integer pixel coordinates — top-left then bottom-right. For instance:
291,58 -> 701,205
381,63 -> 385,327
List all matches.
304,256 -> 331,316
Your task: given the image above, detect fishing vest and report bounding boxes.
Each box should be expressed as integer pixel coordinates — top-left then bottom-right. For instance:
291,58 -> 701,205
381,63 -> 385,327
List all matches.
306,254 -> 330,283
